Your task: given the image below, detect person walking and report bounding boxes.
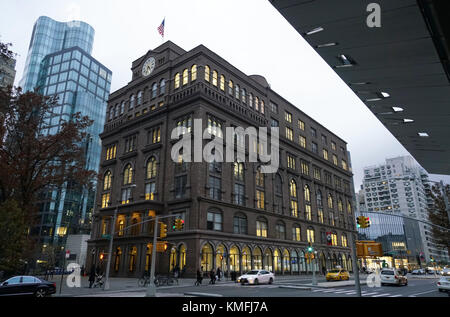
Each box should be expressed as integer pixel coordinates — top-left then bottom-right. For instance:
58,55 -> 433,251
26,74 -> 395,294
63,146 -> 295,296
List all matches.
209,269 -> 216,284
88,265 -> 96,288
195,267 -> 203,286
216,267 -> 222,282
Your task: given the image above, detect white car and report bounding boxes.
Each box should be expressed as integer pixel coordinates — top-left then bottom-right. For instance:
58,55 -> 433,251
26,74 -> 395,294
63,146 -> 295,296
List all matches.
380,268 -> 408,286
237,270 -> 274,285
437,276 -> 450,292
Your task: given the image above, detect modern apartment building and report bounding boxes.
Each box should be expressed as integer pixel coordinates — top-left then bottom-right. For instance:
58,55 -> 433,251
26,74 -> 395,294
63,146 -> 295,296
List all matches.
19,16 -> 112,262
357,156 -> 449,267
87,41 -> 356,278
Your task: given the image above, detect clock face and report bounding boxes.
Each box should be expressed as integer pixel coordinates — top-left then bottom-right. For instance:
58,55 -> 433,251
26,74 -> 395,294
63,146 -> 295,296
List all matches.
142,57 -> 156,77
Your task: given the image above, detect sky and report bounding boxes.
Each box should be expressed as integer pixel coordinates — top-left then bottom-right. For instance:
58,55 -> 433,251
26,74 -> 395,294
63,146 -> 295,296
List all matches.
1,0 -> 448,189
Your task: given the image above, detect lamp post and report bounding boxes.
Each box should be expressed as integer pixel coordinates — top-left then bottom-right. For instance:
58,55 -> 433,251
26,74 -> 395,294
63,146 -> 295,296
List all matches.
103,203 -> 118,291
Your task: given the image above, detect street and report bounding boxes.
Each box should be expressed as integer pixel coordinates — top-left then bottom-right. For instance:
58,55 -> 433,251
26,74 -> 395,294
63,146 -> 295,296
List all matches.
49,275 -> 448,298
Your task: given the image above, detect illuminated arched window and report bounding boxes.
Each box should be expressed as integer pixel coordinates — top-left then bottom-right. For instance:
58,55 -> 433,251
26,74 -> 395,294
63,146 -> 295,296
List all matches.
160,79 -> 166,95
290,180 -> 297,198
123,164 -> 133,185
260,100 -> 265,114
255,96 -> 259,111
235,84 -> 240,99
129,94 -> 135,109
220,75 -> 225,91
249,93 -> 253,108
137,91 -> 143,105
317,190 -> 324,223
290,180 -> 298,217
241,88 -> 246,103
212,70 -> 218,86
204,65 -> 210,82
114,247 -> 122,272
151,83 -> 158,98
338,198 -> 344,212
174,73 -> 180,89
191,65 -> 197,81
347,201 -> 352,214
201,243 -> 213,272
228,80 -> 233,95
103,171 -> 112,191
182,68 -> 189,85
328,194 -> 334,209
242,246 -> 251,272
146,157 -> 157,179
129,246 -> 137,272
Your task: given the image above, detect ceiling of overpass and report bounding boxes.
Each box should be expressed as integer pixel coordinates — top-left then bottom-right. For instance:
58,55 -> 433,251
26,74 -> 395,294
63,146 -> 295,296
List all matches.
271,0 -> 450,174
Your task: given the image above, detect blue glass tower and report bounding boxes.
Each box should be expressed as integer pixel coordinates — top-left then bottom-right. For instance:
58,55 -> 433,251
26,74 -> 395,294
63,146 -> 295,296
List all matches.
20,16 -> 112,256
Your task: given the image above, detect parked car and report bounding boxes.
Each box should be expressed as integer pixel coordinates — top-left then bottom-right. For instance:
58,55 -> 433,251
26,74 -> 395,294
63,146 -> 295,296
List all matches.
437,276 -> 450,292
237,270 -> 274,285
0,276 -> 56,297
326,269 -> 350,281
412,269 -> 425,275
380,268 -> 408,286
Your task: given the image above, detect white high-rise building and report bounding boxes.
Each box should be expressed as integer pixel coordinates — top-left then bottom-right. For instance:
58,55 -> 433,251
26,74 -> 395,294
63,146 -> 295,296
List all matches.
361,156 -> 448,264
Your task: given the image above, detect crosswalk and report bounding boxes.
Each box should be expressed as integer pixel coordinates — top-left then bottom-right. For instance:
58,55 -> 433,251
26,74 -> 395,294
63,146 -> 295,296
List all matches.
311,287 -> 405,297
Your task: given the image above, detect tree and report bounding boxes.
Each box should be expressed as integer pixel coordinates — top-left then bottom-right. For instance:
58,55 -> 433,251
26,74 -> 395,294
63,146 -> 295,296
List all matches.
0,199 -> 28,275
427,184 -> 450,256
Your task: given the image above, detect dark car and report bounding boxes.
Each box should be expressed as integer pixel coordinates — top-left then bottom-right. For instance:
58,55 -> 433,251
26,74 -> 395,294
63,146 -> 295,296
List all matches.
0,276 -> 56,297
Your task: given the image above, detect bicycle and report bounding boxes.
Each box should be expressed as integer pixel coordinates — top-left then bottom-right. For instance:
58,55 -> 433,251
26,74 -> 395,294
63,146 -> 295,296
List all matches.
138,272 -> 151,287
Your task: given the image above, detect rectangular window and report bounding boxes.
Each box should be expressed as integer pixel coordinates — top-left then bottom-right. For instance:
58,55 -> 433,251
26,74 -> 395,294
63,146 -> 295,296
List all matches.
299,136 -> 306,148
321,135 -> 327,144
323,149 -> 329,160
342,160 -> 348,171
148,126 -> 161,144
285,111 -> 292,123
325,171 -> 332,185
318,209 -> 324,223
305,205 -> 312,221
290,200 -> 298,217
233,216 -> 247,235
285,127 -> 293,141
292,227 -> 301,241
271,119 -> 279,127
307,229 -> 315,243
313,167 -> 321,180
287,155 -> 296,170
333,155 -> 338,166
176,115 -> 192,135
209,176 -> 222,200
101,193 -> 110,208
124,135 -> 137,153
175,175 -> 187,199
121,188 -> 131,205
207,116 -> 223,138
270,102 -> 278,113
106,144 -> 117,160
256,190 -> 265,209
234,184 -> 245,206
341,236 -> 348,247
312,142 -> 318,154
298,120 -> 305,131
310,127 -> 317,138
331,141 -> 336,151
145,182 -> 156,200
301,161 -> 309,175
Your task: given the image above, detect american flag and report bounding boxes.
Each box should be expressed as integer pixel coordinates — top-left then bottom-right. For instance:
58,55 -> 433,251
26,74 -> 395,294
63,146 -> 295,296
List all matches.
157,19 -> 165,38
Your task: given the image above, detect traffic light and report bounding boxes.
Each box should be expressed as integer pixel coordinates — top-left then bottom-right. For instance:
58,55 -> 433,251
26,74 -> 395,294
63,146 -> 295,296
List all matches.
160,222 -> 167,238
99,253 -> 104,261
307,243 -> 314,253
357,216 -> 370,228
174,218 -> 185,230
364,217 -> 371,228
430,257 -> 435,263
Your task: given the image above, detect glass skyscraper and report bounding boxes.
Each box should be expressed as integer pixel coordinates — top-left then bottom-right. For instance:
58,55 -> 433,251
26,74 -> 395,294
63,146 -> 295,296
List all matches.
20,16 -> 112,258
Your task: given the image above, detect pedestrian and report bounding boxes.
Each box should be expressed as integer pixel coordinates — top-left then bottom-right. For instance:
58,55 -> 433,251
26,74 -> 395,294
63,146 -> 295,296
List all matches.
216,267 -> 222,282
322,266 -> 326,276
195,268 -> 203,286
181,266 -> 186,278
209,269 -> 216,284
88,265 -> 96,288
81,265 -> 85,277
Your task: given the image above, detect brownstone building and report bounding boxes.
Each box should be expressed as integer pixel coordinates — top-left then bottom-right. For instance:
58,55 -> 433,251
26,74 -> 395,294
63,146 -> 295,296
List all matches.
87,41 -> 356,278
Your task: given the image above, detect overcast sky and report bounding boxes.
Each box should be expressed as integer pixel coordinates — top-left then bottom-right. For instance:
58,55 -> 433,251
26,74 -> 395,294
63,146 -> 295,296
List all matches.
1,0 -> 448,188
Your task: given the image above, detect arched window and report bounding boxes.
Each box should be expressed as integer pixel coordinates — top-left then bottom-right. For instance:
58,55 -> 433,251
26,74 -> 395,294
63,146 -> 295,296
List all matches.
129,94 -> 135,109
242,246 -> 251,272
160,79 -> 166,95
146,157 -> 157,179
317,190 -> 324,223
174,73 -> 180,89
201,243 -> 213,272
118,219 -> 125,236
220,75 -> 225,91
120,101 -> 125,114
123,164 -> 133,185
103,171 -> 112,191
249,93 -> 253,108
241,88 -> 246,103
229,245 -> 240,273
274,174 -> 282,194
212,70 -> 218,86
114,104 -> 119,117
235,84 -> 240,99
260,100 -> 265,114
228,80 -> 233,95
137,91 -> 143,105
152,83 -> 158,98
253,247 -> 263,270
114,247 -> 122,272
255,96 -> 259,111
282,249 -> 290,273
109,107 -> 114,120
233,213 -> 247,235
129,246 -> 137,272
191,65 -> 197,81
290,179 -> 298,217
204,65 -> 210,82
182,68 -> 189,85
338,198 -> 344,212
304,185 -> 312,220
274,249 -> 282,273
256,217 -> 268,237
264,248 -> 273,271
347,201 -> 352,214
328,194 -> 334,209
234,162 -> 245,181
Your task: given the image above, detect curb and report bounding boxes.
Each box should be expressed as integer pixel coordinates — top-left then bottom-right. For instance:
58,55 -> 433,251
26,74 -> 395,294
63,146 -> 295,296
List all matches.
278,285 -> 312,290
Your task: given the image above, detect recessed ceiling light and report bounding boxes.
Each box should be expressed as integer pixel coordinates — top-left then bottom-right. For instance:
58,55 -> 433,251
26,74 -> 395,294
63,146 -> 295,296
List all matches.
349,82 -> 371,85
380,92 -> 390,98
316,42 -> 338,48
403,119 -> 414,123
392,107 -> 404,112
305,27 -> 324,35
366,98 -> 382,102
418,132 -> 429,137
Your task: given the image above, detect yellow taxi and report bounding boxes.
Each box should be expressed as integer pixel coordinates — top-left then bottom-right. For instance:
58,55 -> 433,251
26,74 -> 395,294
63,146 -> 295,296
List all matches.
326,269 -> 350,281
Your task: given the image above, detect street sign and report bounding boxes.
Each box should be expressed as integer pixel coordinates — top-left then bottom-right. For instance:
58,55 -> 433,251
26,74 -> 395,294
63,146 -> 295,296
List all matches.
65,250 -> 70,259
